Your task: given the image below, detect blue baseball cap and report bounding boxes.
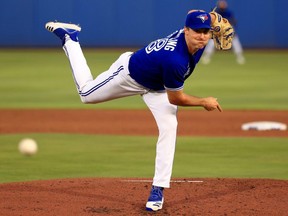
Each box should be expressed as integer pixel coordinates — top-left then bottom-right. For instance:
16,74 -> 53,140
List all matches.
185,11 -> 211,30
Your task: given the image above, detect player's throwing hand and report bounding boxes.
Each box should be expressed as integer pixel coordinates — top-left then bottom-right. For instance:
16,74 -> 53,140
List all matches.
202,97 -> 223,112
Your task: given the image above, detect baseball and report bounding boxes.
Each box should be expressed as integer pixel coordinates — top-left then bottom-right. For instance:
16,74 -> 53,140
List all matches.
18,138 -> 38,156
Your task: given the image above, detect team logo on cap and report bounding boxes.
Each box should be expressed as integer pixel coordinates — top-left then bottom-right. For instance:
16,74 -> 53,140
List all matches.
197,14 -> 209,23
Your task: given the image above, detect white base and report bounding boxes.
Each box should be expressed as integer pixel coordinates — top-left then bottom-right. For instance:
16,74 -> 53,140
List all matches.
241,121 -> 287,131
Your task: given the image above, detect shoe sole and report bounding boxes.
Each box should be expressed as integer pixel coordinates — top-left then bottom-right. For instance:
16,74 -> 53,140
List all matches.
45,22 -> 81,32
145,197 -> 164,211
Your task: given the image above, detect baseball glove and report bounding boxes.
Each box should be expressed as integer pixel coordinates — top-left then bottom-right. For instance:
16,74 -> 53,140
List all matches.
210,10 -> 234,50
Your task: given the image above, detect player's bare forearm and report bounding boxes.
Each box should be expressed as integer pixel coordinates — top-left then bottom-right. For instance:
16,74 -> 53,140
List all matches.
167,90 -> 222,112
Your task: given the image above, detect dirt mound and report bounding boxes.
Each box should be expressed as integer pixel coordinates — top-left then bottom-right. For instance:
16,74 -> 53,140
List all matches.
1,178 -> 287,216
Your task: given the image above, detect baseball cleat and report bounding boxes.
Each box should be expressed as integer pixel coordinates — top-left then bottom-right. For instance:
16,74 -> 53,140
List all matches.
45,21 -> 81,45
146,186 -> 164,211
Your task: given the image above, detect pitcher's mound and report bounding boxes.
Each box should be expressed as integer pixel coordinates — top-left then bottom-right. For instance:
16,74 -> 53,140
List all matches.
0,178 -> 287,215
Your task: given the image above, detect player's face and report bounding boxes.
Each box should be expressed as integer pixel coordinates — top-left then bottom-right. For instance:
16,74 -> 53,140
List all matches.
184,27 -> 211,54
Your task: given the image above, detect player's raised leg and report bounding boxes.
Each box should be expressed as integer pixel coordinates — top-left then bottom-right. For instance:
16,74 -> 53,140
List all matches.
45,21 -> 147,104
45,21 -> 93,92
45,21 -> 81,45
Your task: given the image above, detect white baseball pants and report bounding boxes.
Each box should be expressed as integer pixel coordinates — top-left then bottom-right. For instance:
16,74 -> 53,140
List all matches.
63,40 -> 178,188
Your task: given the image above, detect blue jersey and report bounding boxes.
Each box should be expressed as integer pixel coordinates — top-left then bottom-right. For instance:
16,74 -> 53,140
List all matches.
128,29 -> 204,91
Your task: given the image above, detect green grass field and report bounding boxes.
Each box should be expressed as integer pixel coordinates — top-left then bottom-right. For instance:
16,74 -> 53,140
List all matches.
1,134 -> 287,183
0,49 -> 287,183
0,49 -> 287,109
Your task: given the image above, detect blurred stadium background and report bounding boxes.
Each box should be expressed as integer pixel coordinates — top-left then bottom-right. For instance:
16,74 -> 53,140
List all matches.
1,0 -> 287,48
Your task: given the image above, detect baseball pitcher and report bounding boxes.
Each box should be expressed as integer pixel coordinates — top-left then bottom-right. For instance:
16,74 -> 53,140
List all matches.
45,9 -> 233,212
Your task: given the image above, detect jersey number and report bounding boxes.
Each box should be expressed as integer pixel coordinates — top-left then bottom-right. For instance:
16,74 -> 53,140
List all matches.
145,38 -> 177,54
